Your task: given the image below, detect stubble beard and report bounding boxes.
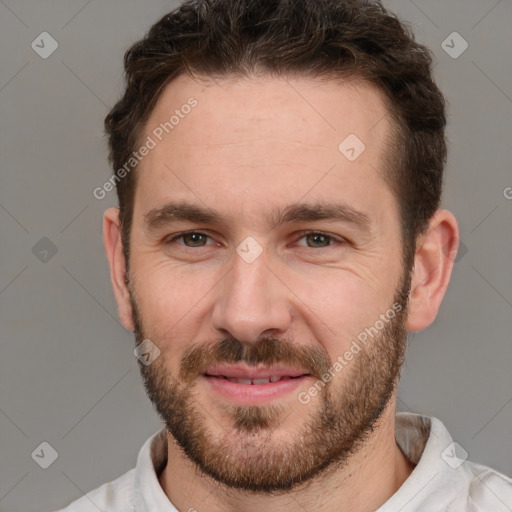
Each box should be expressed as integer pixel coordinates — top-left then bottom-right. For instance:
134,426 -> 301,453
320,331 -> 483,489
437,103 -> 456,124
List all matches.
130,276 -> 410,493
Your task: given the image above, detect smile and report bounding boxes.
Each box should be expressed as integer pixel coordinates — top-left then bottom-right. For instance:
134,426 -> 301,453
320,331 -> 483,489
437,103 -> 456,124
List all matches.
202,365 -> 311,404
205,375 -> 304,385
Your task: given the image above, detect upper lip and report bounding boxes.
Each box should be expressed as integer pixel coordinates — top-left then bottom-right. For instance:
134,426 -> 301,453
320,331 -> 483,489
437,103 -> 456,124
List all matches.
204,364 -> 310,379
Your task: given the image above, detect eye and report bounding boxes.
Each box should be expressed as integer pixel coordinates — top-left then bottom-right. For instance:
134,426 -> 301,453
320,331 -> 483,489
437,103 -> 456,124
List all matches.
164,230 -> 346,251
294,231 -> 345,248
166,231 -> 216,248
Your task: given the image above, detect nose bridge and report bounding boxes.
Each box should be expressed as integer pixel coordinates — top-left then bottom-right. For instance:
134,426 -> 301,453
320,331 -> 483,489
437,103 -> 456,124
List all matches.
211,247 -> 291,343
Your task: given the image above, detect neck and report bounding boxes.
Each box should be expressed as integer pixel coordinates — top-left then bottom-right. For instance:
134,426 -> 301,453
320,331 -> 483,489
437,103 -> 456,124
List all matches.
159,401 -> 415,512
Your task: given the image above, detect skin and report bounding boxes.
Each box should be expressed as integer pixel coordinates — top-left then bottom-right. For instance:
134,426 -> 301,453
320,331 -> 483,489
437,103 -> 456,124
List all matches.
103,74 -> 459,512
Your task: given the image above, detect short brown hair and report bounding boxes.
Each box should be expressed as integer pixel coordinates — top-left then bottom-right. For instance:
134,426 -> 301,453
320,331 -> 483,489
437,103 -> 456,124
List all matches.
105,0 -> 446,271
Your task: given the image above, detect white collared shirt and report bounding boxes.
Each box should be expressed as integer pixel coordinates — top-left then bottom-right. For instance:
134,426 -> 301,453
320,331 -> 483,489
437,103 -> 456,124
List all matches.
54,412 -> 512,511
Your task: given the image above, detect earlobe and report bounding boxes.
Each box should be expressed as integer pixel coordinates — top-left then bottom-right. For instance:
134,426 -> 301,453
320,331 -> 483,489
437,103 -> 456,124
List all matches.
406,210 -> 459,333
103,207 -> 134,331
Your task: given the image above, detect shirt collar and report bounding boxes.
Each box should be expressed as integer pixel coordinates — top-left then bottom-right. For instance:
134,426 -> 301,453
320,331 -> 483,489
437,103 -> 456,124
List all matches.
377,412 -> 457,511
132,429 -> 176,512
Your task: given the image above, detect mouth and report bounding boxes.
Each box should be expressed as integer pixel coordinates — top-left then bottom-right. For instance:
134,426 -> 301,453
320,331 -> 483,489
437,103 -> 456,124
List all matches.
202,365 -> 312,404
207,375 -> 303,385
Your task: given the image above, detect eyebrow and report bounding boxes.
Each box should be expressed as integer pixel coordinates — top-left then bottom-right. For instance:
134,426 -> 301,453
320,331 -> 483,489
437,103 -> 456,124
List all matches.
143,201 -> 372,233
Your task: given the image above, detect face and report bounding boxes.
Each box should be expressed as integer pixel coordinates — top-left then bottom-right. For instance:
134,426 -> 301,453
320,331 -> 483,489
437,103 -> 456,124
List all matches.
126,74 -> 411,491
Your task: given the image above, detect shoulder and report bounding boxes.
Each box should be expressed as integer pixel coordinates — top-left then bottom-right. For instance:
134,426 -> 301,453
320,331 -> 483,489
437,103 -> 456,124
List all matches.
456,462 -> 512,511
52,468 -> 136,512
390,414 -> 512,511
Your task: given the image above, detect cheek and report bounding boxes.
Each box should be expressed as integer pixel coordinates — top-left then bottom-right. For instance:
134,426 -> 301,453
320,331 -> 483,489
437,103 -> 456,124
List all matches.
131,259 -> 220,344
289,269 -> 397,355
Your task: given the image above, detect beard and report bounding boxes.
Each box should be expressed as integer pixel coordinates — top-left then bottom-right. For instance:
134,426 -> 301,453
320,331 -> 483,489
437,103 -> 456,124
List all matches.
130,274 -> 411,493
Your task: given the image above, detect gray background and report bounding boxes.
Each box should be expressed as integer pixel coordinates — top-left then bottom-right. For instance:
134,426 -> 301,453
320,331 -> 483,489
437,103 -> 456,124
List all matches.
0,1 -> 511,511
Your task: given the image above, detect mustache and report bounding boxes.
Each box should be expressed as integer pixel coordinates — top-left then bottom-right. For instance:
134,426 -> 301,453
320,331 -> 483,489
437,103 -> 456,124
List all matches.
179,337 -> 332,384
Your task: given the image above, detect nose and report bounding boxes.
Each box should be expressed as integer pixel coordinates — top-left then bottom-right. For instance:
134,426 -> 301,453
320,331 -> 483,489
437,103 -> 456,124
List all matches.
210,248 -> 292,343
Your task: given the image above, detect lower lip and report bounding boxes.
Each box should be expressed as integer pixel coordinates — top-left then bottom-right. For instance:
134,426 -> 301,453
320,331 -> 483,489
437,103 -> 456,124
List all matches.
202,375 -> 311,405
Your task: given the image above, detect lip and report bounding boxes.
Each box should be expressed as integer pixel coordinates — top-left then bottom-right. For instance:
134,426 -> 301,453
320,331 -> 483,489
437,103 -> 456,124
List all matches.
202,364 -> 312,405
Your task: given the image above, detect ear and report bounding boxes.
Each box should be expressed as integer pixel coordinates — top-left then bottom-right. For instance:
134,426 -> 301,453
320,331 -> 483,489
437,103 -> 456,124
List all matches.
406,209 -> 459,332
103,207 -> 134,331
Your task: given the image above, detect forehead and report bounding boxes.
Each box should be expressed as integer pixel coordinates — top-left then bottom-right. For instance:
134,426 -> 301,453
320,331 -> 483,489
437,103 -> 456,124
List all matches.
143,73 -> 391,154
133,73 -> 396,230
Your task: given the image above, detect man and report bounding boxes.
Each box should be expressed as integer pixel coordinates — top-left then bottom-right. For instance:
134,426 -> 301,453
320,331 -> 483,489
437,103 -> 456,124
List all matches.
58,0 -> 512,510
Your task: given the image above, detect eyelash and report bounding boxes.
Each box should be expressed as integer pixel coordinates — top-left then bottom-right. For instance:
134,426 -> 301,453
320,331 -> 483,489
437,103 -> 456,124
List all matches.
165,230 -> 346,250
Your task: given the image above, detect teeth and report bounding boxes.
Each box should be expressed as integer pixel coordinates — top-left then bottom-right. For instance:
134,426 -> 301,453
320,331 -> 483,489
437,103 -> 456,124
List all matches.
227,377 -> 252,385
224,376 -> 285,385
253,378 -> 270,385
